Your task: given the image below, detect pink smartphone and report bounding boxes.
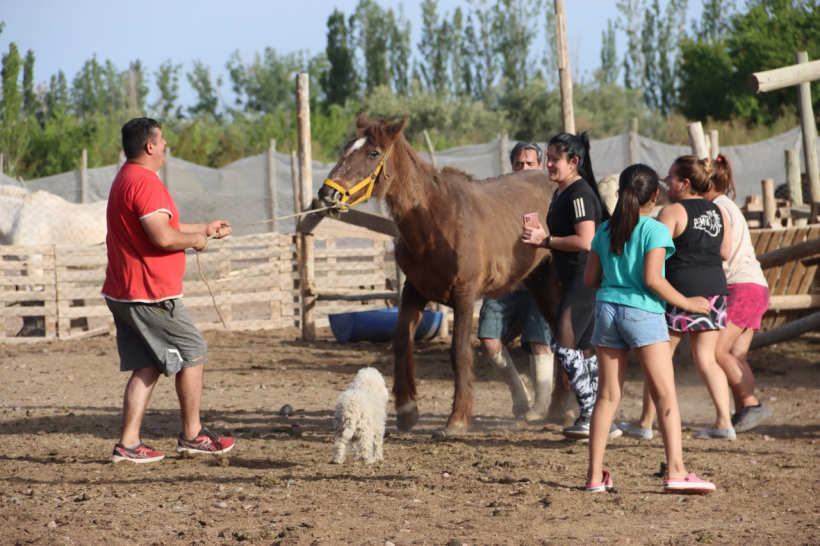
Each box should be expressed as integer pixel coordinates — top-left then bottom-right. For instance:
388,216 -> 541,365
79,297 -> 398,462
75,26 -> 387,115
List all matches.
523,212 -> 540,228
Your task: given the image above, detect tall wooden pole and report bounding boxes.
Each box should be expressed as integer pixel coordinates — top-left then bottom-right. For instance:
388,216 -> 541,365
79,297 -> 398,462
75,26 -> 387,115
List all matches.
628,118 -> 638,165
499,133 -> 509,175
709,129 -> 719,159
423,130 -> 438,169
0,153 -> 4,177
80,149 -> 88,203
795,52 -> 820,206
267,139 -> 277,233
785,148 -> 803,207
554,0 -> 575,134
687,122 -> 709,159
296,73 -> 316,341
762,178 -> 778,229
162,147 -> 171,189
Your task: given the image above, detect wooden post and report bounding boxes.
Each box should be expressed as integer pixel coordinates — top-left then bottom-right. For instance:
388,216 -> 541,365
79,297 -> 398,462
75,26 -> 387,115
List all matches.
296,73 -> 316,341
499,133 -> 509,175
687,122 -> 708,159
786,148 -> 803,207
709,129 -> 719,159
162,147 -> 171,188
628,117 -> 638,165
423,130 -> 438,169
749,58 -> 820,93
795,52 -> 820,206
554,0 -> 575,134
267,139 -> 277,233
0,152 -> 4,176
80,148 -> 88,203
762,178 -> 777,229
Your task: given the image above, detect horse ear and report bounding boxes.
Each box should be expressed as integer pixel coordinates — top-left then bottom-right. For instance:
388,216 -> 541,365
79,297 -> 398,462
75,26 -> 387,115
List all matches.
386,116 -> 408,140
356,112 -> 370,132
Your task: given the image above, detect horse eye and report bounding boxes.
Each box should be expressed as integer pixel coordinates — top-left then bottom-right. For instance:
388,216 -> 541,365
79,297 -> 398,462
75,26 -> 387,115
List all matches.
368,150 -> 380,159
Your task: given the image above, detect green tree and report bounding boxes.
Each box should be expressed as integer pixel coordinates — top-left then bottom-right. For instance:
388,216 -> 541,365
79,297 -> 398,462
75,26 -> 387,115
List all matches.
596,20 -> 620,85
695,0 -> 734,44
389,5 -> 412,96
541,6 -> 558,90
1,42 -> 30,176
418,0 -> 451,94
71,55 -> 107,116
153,60 -> 182,119
187,60 -> 221,118
44,70 -> 69,118
495,0 -> 543,92
321,9 -> 358,106
226,48 -> 304,114
465,0 -> 498,100
616,0 -> 646,91
641,0 -> 687,116
22,49 -> 36,117
351,0 -> 391,94
128,60 -> 150,114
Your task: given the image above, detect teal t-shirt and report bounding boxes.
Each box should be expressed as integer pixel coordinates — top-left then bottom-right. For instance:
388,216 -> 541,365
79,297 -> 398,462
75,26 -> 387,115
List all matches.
591,216 -> 675,313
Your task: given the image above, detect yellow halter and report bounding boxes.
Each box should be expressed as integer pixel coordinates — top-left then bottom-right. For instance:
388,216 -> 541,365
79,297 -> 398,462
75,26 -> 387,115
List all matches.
322,144 -> 394,211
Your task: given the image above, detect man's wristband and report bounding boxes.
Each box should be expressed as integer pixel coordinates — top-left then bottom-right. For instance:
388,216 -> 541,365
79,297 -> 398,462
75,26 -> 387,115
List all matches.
543,235 -> 553,249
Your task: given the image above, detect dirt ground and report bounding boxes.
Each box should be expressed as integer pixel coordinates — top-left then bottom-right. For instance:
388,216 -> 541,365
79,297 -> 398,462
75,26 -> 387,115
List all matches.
1,326 -> 819,546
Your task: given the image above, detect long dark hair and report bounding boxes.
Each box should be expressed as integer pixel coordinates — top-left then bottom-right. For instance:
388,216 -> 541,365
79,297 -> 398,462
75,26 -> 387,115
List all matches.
549,132 -> 611,221
608,164 -> 660,255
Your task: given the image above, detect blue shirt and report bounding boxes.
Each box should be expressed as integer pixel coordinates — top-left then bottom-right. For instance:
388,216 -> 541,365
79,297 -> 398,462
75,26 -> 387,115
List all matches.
591,216 -> 675,313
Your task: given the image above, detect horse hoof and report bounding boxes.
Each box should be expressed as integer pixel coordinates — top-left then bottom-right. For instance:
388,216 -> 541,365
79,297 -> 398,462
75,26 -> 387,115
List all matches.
546,407 -> 568,425
512,403 -> 530,419
431,423 -> 469,439
396,403 -> 419,431
524,409 -> 546,422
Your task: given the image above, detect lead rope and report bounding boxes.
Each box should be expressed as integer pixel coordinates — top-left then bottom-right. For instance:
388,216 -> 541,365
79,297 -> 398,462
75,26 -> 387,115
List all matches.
196,203 -> 343,329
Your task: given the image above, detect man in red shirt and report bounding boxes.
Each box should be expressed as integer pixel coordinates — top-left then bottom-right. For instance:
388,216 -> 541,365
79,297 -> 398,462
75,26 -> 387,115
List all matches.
104,118 -> 234,463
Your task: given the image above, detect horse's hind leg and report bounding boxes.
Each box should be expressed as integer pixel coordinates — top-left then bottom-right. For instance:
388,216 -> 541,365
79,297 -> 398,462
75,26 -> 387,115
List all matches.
392,281 -> 428,432
432,291 -> 475,438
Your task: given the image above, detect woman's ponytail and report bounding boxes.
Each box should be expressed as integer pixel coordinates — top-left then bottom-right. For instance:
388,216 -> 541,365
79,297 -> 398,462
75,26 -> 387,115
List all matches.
608,164 -> 661,254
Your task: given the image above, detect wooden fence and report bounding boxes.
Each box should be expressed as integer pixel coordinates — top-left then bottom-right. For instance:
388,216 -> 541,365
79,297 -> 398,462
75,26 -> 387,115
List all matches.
1,227 -> 397,343
752,224 -> 820,330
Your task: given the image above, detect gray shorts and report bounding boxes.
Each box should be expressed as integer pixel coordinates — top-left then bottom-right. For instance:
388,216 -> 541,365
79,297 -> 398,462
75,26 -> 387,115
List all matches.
478,290 -> 553,346
105,298 -> 208,376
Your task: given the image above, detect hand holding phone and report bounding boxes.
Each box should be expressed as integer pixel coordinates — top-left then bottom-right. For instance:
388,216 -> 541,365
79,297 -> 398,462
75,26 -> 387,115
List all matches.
523,212 -> 540,228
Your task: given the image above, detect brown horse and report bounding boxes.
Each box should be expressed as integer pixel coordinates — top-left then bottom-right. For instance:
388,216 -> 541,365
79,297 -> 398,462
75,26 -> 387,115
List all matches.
319,114 -> 570,437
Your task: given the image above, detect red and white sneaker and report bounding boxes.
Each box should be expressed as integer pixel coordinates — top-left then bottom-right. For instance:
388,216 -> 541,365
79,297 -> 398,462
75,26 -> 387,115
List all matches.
111,443 -> 165,464
176,428 -> 235,455
663,472 -> 716,495
585,469 -> 614,492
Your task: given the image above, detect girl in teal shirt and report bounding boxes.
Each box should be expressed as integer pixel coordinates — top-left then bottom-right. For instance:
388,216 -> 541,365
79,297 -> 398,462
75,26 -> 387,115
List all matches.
582,164 -> 716,495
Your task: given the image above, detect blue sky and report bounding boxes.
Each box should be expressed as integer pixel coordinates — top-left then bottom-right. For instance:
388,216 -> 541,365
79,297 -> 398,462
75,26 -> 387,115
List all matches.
1,0 -> 704,108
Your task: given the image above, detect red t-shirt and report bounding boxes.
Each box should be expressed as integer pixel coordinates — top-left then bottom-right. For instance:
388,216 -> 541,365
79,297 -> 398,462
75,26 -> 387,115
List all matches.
102,163 -> 186,302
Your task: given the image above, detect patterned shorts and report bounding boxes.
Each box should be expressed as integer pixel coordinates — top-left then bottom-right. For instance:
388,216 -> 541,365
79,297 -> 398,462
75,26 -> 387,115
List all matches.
665,295 -> 727,332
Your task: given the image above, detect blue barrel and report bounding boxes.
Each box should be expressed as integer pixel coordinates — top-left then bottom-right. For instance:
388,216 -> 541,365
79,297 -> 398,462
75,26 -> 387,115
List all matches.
328,308 -> 443,343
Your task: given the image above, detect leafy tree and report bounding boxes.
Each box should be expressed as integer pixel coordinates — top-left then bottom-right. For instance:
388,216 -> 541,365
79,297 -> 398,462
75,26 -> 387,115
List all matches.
351,0 -> 391,94
1,42 -> 30,176
494,0 -> 543,92
596,20 -> 620,85
227,48 -> 303,114
321,9 -> 358,106
187,60 -> 221,119
44,70 -> 69,118
695,0 -> 735,44
466,0 -> 499,100
541,6 -> 558,90
641,0 -> 687,116
127,60 -> 149,114
153,60 -> 182,119
389,5 -> 412,96
71,55 -> 107,116
417,0 -> 451,95
22,49 -> 36,117
616,0 -> 646,91
677,38 -> 735,121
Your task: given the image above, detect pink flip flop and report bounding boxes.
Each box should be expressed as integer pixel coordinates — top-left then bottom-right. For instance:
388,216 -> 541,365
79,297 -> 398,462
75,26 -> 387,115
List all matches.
585,469 -> 614,492
663,472 -> 716,495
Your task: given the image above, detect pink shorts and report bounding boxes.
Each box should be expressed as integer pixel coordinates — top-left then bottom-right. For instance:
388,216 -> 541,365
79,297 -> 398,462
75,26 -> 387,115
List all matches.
726,283 -> 770,330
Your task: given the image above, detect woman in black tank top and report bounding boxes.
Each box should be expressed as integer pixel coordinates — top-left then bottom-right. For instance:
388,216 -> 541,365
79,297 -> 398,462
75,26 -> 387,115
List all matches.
626,156 -> 735,441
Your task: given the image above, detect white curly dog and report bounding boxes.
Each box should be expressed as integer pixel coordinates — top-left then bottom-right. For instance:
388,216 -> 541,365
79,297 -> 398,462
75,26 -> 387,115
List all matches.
331,367 -> 389,464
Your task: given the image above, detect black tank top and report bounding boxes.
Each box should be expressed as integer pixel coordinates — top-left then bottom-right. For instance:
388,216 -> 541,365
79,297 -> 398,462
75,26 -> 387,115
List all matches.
665,199 -> 728,297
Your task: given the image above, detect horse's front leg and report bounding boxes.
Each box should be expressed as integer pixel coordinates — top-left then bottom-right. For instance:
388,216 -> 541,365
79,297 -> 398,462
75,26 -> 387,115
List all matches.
524,259 -> 573,423
432,291 -> 475,438
392,281 -> 428,432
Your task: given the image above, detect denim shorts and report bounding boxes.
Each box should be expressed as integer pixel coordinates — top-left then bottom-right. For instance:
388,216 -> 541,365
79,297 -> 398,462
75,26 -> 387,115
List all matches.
590,301 -> 669,350
478,290 -> 552,346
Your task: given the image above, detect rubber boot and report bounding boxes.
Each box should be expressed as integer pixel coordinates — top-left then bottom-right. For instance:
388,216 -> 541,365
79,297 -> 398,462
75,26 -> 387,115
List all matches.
524,353 -> 554,422
487,348 -> 531,419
